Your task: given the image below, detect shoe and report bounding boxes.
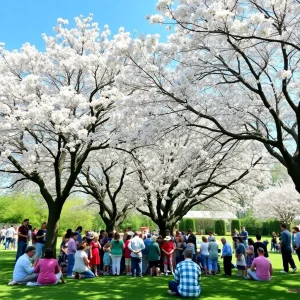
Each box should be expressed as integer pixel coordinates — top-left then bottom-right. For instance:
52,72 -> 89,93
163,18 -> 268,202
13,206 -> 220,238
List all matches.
167,290 -> 177,295
67,275 -> 74,278
26,282 -> 38,286
244,276 -> 251,280
164,273 -> 168,276
292,268 -> 297,273
8,280 -> 17,286
236,274 -> 242,277
280,270 -> 288,273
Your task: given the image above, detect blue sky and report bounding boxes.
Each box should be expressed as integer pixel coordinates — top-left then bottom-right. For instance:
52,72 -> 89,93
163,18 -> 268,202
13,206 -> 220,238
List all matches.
0,0 -> 167,51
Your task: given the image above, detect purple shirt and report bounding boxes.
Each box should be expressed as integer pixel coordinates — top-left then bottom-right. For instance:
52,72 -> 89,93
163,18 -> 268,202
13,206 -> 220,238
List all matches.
68,238 -> 77,254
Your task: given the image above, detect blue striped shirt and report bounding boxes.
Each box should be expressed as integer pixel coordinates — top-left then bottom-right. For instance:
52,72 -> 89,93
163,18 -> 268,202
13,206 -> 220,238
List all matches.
174,258 -> 201,297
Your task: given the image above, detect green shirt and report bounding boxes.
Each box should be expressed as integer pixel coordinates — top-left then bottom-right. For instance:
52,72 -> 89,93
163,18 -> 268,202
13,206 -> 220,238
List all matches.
208,241 -> 219,259
110,239 -> 124,256
148,242 -> 160,261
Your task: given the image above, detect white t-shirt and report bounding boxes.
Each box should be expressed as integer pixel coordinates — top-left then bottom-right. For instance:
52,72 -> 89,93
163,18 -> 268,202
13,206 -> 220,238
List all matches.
73,250 -> 88,273
200,242 -> 209,256
0,229 -> 7,236
6,227 -> 14,238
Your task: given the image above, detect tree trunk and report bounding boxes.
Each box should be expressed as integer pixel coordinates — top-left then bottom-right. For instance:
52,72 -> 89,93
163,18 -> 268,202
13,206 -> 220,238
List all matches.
45,202 -> 63,257
100,213 -> 116,233
156,221 -> 176,237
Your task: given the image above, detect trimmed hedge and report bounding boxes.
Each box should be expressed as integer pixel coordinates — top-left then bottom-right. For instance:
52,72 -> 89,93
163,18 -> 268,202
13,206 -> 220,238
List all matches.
231,220 -> 241,232
179,219 -> 185,231
215,220 -> 226,236
185,218 -> 196,232
239,218 -> 281,235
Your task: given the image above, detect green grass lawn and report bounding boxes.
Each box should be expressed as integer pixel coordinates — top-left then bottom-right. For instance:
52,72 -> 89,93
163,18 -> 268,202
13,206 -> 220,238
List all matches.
1,248 -> 300,300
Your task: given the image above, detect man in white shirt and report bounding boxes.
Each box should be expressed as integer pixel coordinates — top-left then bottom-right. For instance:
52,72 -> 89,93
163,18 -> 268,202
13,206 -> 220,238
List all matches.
9,246 -> 39,285
5,225 -> 15,250
128,231 -> 145,277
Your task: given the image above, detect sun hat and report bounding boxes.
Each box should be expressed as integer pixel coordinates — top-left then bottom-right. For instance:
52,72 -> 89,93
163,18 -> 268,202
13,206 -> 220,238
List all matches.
86,231 -> 94,239
164,236 -> 171,241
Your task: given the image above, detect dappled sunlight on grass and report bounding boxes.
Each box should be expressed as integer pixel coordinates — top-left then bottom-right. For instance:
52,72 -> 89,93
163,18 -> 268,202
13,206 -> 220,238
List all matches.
0,249 -> 300,299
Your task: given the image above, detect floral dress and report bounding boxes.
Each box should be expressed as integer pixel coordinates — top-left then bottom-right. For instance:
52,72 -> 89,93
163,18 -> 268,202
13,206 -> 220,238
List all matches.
246,245 -> 255,267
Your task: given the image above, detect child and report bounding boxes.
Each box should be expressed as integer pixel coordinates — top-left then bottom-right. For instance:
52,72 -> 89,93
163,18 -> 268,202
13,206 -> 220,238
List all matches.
103,242 -> 111,275
162,236 -> 175,275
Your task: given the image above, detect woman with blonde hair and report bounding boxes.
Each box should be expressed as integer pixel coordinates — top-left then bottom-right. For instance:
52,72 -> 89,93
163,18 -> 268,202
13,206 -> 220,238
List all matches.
89,233 -> 101,276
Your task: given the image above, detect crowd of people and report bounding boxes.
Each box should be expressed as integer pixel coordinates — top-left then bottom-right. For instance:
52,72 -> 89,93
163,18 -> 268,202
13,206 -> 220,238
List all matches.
4,219 -> 300,297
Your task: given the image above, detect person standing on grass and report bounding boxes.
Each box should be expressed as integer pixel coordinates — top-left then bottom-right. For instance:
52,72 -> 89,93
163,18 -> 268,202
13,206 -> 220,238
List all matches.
221,238 -> 232,276
207,231 -> 215,243
89,234 -> 101,276
186,229 -> 197,251
142,233 -> 152,275
128,231 -> 145,278
199,236 -> 209,275
67,232 -> 78,278
148,235 -> 161,276
235,237 -> 246,278
16,219 -> 30,261
246,247 -> 272,281
110,232 -> 124,276
0,226 -> 6,246
207,237 -> 219,275
240,227 -> 249,248
124,233 -> 132,275
280,224 -> 297,273
9,246 -> 39,285
293,226 -> 300,261
253,234 -> 268,258
246,238 -> 255,272
162,236 -> 175,275
35,222 -> 47,258
5,225 -> 14,250
270,232 -> 278,252
75,226 -> 83,244
167,249 -> 201,297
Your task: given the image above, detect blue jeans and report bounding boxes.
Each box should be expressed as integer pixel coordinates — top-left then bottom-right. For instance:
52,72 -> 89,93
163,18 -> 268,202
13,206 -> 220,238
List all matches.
208,257 -> 218,272
67,254 -> 75,276
81,269 -> 95,278
168,281 -> 181,296
16,241 -> 27,261
35,243 -> 45,258
131,257 -> 142,277
5,237 -> 12,250
201,255 -> 209,268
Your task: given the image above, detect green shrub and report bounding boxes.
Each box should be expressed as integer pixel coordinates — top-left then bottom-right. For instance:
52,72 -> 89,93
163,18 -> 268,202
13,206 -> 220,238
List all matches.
205,227 -> 215,234
239,217 -> 263,235
231,220 -> 241,232
185,218 -> 196,232
215,220 -> 226,236
178,219 -> 185,231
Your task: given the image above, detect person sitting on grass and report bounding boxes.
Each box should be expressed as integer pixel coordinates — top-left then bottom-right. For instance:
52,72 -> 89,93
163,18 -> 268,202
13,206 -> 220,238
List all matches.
246,247 -> 272,281
9,246 -> 39,285
73,242 -> 95,279
167,249 -> 201,297
30,248 -> 65,286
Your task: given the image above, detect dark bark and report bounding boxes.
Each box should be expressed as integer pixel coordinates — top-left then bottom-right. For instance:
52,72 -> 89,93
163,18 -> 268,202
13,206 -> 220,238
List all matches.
45,202 -> 64,258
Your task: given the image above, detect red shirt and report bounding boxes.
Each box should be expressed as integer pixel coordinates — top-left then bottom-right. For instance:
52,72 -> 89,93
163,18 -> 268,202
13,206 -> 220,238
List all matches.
162,241 -> 175,256
18,225 -> 29,242
124,240 -> 131,258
